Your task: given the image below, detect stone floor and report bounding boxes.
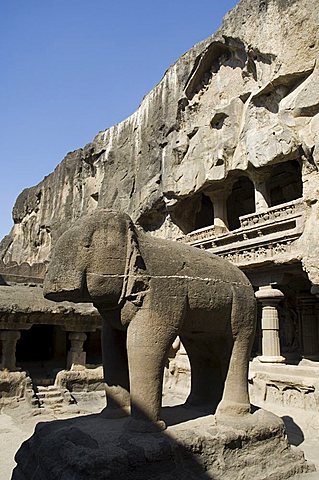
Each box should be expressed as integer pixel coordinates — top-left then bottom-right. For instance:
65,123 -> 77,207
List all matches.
0,392 -> 318,480
260,402 -> 319,479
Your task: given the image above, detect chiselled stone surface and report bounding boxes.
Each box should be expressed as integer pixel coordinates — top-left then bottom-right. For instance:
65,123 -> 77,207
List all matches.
1,0 -> 319,286
54,366 -> 105,394
12,409 -> 314,480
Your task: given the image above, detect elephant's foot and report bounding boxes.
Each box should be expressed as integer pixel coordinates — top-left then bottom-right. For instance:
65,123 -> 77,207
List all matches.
215,401 -> 251,423
100,405 -> 130,419
127,417 -> 166,433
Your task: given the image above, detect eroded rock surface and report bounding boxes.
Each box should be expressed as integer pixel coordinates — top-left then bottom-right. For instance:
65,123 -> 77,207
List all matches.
1,0 -> 319,285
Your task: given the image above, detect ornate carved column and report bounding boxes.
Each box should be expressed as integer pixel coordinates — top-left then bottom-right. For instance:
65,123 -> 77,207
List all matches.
67,332 -> 87,369
208,191 -> 228,232
255,285 -> 285,363
298,294 -> 319,361
0,330 -> 21,371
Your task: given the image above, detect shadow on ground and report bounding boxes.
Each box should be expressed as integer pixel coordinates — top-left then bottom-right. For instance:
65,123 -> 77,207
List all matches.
282,415 -> 305,446
251,405 -> 305,447
162,404 -> 211,427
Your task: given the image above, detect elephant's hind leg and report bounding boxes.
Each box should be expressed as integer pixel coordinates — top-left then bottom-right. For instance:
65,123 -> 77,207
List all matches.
181,333 -> 228,413
216,288 -> 256,419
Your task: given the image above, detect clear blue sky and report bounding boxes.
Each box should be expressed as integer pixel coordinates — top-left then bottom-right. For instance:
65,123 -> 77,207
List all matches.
0,0 -> 238,241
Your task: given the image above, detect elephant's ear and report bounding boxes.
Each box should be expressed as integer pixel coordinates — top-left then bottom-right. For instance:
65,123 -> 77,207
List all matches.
124,222 -> 149,307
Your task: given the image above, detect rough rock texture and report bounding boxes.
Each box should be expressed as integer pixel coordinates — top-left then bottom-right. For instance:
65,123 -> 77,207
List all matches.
1,0 -> 319,285
55,366 -> 105,394
12,409 -> 314,480
0,371 -> 32,405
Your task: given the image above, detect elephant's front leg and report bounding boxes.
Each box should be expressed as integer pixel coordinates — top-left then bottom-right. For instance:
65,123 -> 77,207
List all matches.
126,310 -> 178,432
100,313 -> 130,418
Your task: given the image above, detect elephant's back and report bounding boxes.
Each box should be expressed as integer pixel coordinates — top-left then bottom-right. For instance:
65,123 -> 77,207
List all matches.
138,234 -> 251,288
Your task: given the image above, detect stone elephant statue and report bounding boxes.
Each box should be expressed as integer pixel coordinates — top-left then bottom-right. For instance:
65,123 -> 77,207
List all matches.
44,209 -> 256,431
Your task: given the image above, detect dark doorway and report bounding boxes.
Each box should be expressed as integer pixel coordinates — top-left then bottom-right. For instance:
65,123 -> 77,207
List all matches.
86,330 -> 102,366
16,325 -> 66,385
227,177 -> 255,230
17,325 -> 54,362
266,160 -> 302,207
193,194 -> 214,231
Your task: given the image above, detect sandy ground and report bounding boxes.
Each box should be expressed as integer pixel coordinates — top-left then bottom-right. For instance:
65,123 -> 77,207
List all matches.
0,393 -> 318,480
0,394 -> 106,480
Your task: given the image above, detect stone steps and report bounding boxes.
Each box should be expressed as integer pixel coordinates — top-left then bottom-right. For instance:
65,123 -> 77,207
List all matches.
35,386 -> 66,410
24,377 -> 41,408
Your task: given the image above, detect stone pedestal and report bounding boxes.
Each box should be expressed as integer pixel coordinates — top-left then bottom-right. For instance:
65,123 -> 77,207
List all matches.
67,332 -> 87,369
298,295 -> 319,361
255,286 -> 285,363
12,409 -> 314,480
0,330 -> 21,371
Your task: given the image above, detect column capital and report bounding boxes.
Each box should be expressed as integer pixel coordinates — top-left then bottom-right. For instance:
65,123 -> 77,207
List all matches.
207,186 -> 232,201
250,167 -> 272,184
255,285 -> 284,303
68,332 -> 87,342
0,330 -> 21,342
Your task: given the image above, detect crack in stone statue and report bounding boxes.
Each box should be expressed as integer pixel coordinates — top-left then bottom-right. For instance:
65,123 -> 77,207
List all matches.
43,209 -> 256,432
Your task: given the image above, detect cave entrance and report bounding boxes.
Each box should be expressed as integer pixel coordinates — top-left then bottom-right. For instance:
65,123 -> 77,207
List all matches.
16,324 -> 66,385
266,160 -> 302,207
227,177 -> 255,231
193,194 -> 214,231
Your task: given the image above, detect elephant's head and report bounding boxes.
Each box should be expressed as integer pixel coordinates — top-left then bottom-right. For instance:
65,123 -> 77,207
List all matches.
43,210 -> 133,308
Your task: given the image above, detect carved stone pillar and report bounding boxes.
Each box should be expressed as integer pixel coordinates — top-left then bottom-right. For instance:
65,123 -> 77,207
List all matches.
208,191 -> 228,231
0,330 -> 21,371
298,295 -> 319,360
253,180 -> 269,213
67,332 -> 87,369
255,285 -> 285,363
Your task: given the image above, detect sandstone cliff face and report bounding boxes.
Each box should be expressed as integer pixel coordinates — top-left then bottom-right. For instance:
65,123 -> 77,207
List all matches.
1,0 -> 319,284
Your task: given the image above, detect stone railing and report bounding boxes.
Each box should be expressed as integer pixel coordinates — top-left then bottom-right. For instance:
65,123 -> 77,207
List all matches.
180,199 -> 305,266
239,199 -> 304,228
180,224 -> 225,246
